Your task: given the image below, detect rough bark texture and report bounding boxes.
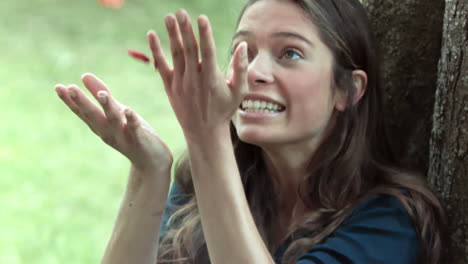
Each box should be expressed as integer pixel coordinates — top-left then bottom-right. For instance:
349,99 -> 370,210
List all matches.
362,0 -> 445,174
428,0 -> 468,263
363,0 -> 468,262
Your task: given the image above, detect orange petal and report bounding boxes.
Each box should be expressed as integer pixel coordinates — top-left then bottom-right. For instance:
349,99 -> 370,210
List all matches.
98,0 -> 124,9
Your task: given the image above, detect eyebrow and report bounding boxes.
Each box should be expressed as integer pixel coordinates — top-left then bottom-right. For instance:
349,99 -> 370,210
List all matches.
232,30 -> 314,46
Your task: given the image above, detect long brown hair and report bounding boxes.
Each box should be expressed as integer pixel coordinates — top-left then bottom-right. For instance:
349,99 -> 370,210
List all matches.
157,0 -> 447,263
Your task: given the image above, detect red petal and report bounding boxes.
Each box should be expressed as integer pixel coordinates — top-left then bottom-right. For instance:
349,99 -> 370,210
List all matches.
128,49 -> 150,63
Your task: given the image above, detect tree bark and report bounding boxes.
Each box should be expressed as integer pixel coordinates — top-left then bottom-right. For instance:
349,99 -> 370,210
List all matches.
428,0 -> 468,263
363,0 -> 468,262
362,0 -> 445,174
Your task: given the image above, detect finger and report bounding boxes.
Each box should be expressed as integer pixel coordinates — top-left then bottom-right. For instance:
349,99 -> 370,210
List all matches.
228,42 -> 249,97
123,108 -> 141,143
81,73 -> 110,99
176,10 -> 200,76
165,14 -> 185,76
82,72 -> 126,109
55,84 -> 80,116
56,84 -> 105,135
66,84 -> 107,128
198,15 -> 218,75
55,84 -> 96,132
124,108 -> 141,131
148,30 -> 172,86
96,90 -> 125,129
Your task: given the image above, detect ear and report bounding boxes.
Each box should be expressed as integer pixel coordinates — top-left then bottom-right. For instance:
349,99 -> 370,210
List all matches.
334,70 -> 367,111
351,70 -> 367,104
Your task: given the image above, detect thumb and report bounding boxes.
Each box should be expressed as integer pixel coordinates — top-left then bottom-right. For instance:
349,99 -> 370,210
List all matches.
228,41 -> 248,99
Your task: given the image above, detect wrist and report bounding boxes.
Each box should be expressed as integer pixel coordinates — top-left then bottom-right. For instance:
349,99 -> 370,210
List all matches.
127,164 -> 171,197
185,125 -> 236,180
128,150 -> 173,177
184,123 -> 231,147
130,162 -> 172,177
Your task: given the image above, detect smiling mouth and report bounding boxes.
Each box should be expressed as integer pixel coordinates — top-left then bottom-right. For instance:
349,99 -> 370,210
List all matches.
239,99 -> 286,113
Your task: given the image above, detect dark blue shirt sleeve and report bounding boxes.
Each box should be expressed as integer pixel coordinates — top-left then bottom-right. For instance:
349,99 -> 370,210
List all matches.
296,195 -> 419,264
160,182 -> 191,238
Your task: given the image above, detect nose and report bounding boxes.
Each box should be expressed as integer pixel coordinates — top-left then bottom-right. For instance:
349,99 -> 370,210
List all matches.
247,52 -> 274,86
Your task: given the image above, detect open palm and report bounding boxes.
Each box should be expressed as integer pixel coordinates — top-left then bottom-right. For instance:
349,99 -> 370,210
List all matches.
55,73 -> 173,174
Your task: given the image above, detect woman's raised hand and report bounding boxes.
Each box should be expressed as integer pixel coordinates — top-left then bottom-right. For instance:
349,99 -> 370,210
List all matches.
54,73 -> 173,174
148,10 -> 248,142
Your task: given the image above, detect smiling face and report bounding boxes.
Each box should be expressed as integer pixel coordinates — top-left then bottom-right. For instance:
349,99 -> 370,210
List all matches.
231,0 -> 343,151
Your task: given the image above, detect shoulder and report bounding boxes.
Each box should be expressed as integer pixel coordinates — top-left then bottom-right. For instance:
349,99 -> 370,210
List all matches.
344,192 -> 413,228
297,193 -> 420,264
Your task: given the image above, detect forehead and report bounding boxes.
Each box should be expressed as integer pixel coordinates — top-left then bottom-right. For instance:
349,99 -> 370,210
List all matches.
237,0 -> 318,36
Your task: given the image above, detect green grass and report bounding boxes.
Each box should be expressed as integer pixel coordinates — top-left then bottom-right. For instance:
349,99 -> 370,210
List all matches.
0,0 -> 244,263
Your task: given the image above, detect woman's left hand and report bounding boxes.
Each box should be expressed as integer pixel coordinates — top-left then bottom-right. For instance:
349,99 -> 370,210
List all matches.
148,10 -> 248,142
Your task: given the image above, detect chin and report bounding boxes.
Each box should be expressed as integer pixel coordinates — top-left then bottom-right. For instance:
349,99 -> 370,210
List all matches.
236,128 -> 278,147
238,134 -> 263,146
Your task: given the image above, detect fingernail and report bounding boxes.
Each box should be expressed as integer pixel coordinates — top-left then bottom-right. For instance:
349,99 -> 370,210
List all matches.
68,88 -> 77,99
165,16 -> 174,28
97,91 -> 108,104
198,16 -> 207,28
55,88 -> 63,98
176,11 -> 186,24
124,108 -> 132,117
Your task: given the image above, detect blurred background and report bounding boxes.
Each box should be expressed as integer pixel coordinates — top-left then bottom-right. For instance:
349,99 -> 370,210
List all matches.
0,0 -> 244,263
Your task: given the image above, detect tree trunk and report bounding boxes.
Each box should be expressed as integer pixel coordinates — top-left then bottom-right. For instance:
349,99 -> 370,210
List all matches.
362,0 -> 445,174
428,0 -> 468,263
363,0 -> 468,262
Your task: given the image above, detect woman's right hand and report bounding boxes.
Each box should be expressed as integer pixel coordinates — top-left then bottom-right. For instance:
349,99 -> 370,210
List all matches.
54,73 -> 173,175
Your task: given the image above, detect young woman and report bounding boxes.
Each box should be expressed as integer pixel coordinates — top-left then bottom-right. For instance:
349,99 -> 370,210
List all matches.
55,0 -> 446,263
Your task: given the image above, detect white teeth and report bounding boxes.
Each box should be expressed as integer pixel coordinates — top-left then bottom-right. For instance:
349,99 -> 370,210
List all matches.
243,108 -> 279,113
243,108 -> 280,113
240,100 -> 284,112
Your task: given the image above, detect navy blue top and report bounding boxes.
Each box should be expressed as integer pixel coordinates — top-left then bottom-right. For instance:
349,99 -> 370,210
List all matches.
160,183 -> 420,264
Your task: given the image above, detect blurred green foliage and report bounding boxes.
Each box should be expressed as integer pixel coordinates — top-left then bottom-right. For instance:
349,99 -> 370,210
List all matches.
0,0 -> 244,263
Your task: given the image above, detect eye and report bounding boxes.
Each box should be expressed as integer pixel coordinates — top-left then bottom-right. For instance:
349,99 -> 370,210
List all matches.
281,48 -> 303,60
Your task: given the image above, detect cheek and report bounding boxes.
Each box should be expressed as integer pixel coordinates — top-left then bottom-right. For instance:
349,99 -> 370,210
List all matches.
289,72 -> 333,104
287,73 -> 335,124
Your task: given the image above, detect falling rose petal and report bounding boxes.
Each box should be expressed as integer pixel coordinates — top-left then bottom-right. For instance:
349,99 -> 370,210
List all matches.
99,0 -> 124,9
128,49 -> 150,64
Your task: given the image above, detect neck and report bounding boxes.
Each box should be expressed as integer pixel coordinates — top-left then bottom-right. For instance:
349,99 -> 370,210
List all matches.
260,141 -> 317,215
